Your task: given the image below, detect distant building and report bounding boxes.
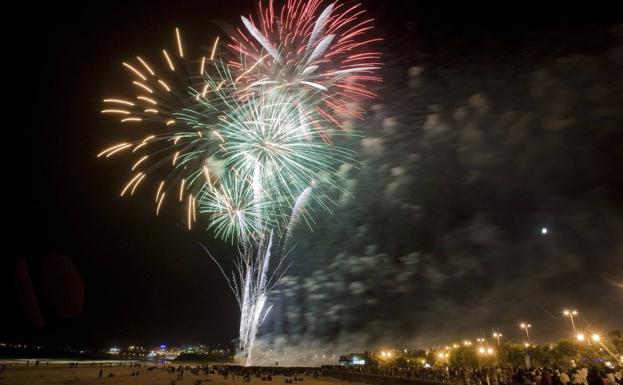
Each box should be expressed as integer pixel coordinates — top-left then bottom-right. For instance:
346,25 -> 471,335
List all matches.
339,353 -> 367,366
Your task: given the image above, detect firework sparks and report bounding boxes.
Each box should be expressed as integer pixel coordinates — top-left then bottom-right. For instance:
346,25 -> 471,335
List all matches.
99,30 -> 233,230
203,232 -> 289,367
229,0 -> 382,128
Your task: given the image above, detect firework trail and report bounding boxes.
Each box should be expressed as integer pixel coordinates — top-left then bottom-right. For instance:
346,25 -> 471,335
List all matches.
203,233 -> 291,366
284,185 -> 313,245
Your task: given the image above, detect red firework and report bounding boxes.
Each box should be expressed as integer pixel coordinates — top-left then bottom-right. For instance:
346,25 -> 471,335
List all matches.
228,0 -> 382,130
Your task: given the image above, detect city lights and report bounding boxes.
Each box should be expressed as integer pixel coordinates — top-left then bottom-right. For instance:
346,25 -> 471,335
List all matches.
591,334 -> 600,342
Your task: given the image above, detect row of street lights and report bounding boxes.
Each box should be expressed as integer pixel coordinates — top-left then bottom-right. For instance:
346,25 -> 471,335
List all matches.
517,308 -> 580,345
381,307 -> 621,366
489,308 -> 599,347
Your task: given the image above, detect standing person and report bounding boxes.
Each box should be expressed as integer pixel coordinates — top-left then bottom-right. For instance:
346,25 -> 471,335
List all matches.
580,369 -> 589,385
571,370 -> 582,385
540,370 -> 553,385
552,370 -> 561,385
99,369 -> 103,378
586,369 -> 602,385
491,369 -> 500,385
606,370 -> 617,385
498,368 -> 507,385
559,371 -> 570,385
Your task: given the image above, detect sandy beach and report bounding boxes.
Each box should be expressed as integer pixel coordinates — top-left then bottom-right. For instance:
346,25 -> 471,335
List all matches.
0,363 -> 348,385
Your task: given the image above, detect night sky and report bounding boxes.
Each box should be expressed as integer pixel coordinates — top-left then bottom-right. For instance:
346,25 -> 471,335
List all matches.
4,0 -> 622,354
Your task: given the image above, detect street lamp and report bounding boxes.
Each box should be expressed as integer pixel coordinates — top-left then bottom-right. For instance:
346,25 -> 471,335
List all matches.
520,323 -> 532,343
591,334 -> 600,342
493,333 -> 503,346
589,334 -> 621,364
577,332 -> 619,363
563,309 -> 578,334
478,347 -> 494,356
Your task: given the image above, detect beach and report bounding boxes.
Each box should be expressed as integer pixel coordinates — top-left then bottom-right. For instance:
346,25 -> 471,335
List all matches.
0,362 -> 347,385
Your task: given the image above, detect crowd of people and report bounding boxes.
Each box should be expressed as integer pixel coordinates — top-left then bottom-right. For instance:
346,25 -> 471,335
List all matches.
332,365 -> 623,385
89,363 -> 320,383
446,367 -> 622,385
213,364 -> 321,381
4,357 -> 622,385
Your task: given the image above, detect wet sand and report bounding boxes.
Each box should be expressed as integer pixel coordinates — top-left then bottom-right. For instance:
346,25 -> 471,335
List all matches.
0,364 -> 347,385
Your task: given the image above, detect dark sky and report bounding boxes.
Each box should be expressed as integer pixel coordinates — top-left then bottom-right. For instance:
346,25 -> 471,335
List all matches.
4,0 -> 622,353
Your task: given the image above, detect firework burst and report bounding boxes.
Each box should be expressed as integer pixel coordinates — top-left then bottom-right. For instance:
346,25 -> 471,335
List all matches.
190,82 -> 353,242
198,170 -> 275,243
99,28 -> 355,242
229,0 -> 382,133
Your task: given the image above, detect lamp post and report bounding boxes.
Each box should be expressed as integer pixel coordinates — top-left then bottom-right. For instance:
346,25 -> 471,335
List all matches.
493,333 -> 503,346
563,309 -> 578,334
520,323 -> 532,343
591,334 -> 600,343
577,333 -> 620,363
592,334 -> 622,364
477,346 -> 495,367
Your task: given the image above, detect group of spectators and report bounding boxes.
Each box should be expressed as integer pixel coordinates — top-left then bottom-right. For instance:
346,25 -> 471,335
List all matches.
447,367 -> 622,385
333,365 -> 622,385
